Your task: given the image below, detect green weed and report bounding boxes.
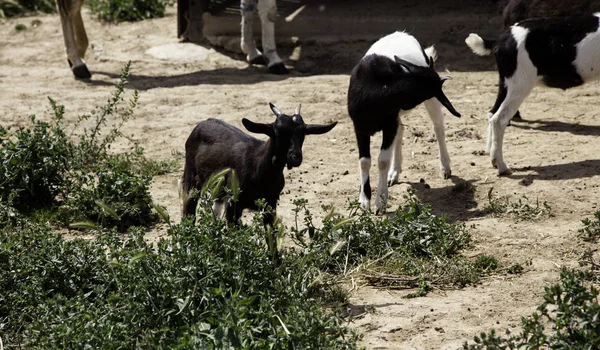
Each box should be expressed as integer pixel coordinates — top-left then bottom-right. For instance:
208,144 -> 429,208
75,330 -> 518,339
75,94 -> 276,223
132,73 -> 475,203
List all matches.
579,210 -> 600,242
88,0 -> 170,22
464,267 -> 600,349
0,62 -> 168,231
486,187 -> 551,221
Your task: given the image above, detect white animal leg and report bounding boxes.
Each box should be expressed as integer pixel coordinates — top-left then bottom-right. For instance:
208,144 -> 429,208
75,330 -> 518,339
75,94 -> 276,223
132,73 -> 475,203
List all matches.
257,0 -> 288,74
375,147 -> 392,215
240,0 -> 265,64
489,82 -> 533,175
212,200 -> 226,219
388,114 -> 406,186
424,97 -> 451,179
359,157 -> 371,210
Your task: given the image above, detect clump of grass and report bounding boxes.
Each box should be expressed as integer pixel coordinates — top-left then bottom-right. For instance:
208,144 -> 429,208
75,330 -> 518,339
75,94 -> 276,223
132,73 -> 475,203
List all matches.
88,0 -> 170,22
464,267 -> 600,349
579,210 -> 600,242
0,61 -> 175,231
290,189 -> 500,296
485,187 -> 551,221
0,0 -> 55,18
0,179 -> 359,349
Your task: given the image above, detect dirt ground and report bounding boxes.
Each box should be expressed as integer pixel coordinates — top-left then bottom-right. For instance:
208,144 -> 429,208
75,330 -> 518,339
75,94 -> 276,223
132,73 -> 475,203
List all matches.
2,3 -> 600,349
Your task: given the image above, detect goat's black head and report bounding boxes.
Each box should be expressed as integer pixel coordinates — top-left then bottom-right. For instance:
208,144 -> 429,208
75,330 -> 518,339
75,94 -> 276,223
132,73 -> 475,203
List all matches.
242,103 -> 337,169
394,55 -> 461,118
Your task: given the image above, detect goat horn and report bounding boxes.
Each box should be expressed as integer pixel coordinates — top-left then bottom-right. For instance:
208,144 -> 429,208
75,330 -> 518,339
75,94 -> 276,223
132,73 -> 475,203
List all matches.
295,103 -> 302,115
441,76 -> 452,81
269,103 -> 283,118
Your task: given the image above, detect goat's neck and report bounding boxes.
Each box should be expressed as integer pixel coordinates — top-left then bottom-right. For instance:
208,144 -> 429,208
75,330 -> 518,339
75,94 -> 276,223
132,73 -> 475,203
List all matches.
257,139 -> 286,176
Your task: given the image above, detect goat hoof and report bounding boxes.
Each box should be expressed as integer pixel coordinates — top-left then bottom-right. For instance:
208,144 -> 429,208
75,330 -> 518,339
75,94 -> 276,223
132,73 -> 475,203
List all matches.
512,111 -> 523,121
249,55 -> 268,66
72,64 -> 91,79
387,171 -> 400,187
443,171 -> 452,180
268,62 -> 289,75
498,167 -> 513,176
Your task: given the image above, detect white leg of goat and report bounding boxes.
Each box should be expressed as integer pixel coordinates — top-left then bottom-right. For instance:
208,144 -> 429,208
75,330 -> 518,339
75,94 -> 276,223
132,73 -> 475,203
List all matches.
359,156 -> 371,210
388,112 -> 408,186
489,85 -> 533,176
375,147 -> 392,215
257,0 -> 288,74
240,0 -> 265,64
212,200 -> 226,220
424,97 -> 452,179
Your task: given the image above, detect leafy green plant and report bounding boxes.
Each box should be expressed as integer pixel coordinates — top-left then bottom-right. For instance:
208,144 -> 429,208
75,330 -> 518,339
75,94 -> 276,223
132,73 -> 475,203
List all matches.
290,189 -> 499,295
486,187 -> 551,221
0,193 -> 359,348
464,268 -> 600,349
88,0 -> 170,22
0,61 -> 173,231
0,0 -> 55,18
579,210 -> 600,242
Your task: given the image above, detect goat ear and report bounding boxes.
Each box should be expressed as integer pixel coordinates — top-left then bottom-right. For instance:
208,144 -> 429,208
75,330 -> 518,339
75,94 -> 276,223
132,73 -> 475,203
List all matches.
440,75 -> 452,85
305,121 -> 338,135
269,103 -> 283,118
242,118 -> 274,136
394,56 -> 419,73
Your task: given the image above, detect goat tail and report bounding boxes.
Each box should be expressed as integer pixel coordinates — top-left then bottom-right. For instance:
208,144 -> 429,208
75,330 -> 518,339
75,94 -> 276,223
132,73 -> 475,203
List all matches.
180,165 -> 196,218
424,45 -> 438,62
465,33 -> 494,56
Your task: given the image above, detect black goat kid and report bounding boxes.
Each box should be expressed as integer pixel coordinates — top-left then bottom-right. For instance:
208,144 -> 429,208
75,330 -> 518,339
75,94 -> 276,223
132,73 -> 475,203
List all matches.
181,103 -> 337,227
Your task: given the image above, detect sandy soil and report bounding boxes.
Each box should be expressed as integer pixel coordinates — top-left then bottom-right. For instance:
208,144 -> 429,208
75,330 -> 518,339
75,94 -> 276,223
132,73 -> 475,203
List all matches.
1,4 -> 600,349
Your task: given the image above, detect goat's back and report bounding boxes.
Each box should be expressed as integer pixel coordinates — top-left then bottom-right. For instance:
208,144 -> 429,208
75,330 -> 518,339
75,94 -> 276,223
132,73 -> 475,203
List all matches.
182,118 -> 263,197
503,0 -> 600,27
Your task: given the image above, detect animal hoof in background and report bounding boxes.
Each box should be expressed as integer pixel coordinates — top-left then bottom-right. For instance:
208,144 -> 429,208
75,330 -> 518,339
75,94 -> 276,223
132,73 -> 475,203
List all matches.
498,167 -> 513,176
72,64 -> 92,80
387,170 -> 400,187
512,110 -> 523,121
268,62 -> 289,75
374,198 -> 386,215
249,55 -> 268,66
442,169 -> 452,179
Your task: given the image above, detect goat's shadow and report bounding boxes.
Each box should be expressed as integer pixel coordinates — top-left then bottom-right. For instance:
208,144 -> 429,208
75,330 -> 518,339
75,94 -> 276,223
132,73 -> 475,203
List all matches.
384,176 -> 487,222
510,118 -> 600,136
86,64 -> 291,90
509,159 -> 600,181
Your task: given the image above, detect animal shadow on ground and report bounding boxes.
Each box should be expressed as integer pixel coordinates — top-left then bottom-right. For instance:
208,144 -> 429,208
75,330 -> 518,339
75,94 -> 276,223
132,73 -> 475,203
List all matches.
510,159 -> 600,181
511,118 -> 600,136
86,65 -> 291,90
385,176 -> 486,222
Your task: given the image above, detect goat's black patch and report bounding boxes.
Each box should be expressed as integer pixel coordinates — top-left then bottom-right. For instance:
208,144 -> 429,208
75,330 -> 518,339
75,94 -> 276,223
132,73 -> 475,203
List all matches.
348,54 -> 443,135
494,30 -> 519,80
522,16 -> 598,89
363,178 -> 371,200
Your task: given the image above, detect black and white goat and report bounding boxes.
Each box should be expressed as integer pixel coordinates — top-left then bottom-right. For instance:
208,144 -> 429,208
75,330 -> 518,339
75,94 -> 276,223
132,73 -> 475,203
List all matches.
347,31 -> 461,214
501,0 -> 600,121
466,14 -> 600,175
502,0 -> 600,28
181,103 -> 337,224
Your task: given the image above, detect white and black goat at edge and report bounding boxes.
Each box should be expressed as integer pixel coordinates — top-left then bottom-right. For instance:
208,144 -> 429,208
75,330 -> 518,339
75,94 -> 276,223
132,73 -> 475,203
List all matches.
180,103 -> 337,226
347,31 -> 461,214
466,13 -> 600,176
